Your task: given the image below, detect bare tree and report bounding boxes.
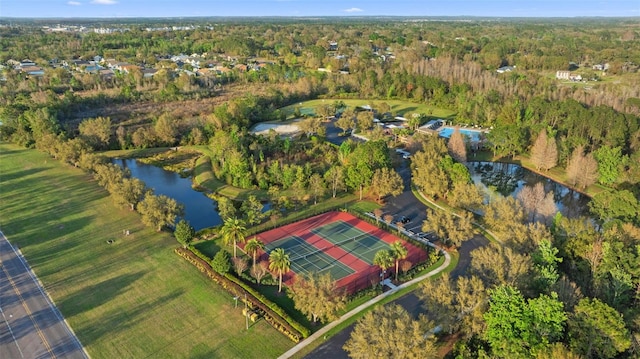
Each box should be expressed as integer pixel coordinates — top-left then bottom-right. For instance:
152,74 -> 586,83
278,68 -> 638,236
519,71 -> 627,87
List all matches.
250,262 -> 268,284
232,257 -> 248,276
447,126 -> 467,162
530,129 -> 558,171
566,146 -> 598,189
516,182 -> 557,225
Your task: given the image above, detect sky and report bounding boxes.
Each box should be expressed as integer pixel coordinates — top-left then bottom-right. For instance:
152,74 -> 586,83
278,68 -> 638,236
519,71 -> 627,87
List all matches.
1,0 -> 639,18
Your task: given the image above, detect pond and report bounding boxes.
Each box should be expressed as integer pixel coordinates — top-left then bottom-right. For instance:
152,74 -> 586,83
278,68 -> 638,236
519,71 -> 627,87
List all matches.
113,158 -> 221,231
469,162 -> 591,218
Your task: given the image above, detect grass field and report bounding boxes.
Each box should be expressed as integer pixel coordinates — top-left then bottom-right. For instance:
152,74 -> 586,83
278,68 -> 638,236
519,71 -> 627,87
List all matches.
279,99 -> 457,119
0,144 -> 293,359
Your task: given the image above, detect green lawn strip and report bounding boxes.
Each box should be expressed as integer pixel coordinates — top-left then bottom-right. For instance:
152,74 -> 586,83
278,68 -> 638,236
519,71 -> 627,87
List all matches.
279,99 -> 456,119
0,144 -> 293,359
289,253 -> 456,359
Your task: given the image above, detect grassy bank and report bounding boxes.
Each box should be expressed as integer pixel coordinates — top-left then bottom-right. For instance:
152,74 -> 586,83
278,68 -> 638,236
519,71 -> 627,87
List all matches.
280,99 -> 456,119
0,144 -> 293,358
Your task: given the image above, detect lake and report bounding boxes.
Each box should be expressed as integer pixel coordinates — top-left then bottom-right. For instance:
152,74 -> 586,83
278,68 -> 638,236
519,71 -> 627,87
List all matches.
113,158 -> 221,231
470,162 -> 590,218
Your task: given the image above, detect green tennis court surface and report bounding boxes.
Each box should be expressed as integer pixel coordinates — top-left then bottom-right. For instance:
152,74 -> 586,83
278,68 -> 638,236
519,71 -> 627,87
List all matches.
264,235 -> 355,280
311,221 -> 391,264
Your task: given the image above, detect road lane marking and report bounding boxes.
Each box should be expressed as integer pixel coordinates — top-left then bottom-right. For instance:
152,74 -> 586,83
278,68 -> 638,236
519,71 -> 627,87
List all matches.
1,261 -> 57,359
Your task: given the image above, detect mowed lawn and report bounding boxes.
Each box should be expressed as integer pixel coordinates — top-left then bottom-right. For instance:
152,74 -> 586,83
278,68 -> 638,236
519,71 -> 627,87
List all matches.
280,98 -> 456,119
0,144 -> 293,359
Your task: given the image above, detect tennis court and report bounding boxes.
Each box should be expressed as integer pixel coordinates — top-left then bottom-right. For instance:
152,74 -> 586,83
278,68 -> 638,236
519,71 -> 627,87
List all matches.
252,211 -> 428,293
264,235 -> 355,280
310,221 -> 391,264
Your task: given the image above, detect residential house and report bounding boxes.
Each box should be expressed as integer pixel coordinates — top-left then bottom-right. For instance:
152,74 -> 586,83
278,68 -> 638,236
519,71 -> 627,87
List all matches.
556,70 -> 570,80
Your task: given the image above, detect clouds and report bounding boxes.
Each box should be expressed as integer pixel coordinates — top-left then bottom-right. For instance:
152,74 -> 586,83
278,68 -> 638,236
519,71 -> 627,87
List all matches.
343,7 -> 363,13
91,0 -> 118,4
67,1 -> 81,5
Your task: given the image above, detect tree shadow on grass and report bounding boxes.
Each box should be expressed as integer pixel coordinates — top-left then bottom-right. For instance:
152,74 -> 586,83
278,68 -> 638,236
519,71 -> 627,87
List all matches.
58,271 -> 146,319
73,289 -> 184,348
0,167 -> 47,185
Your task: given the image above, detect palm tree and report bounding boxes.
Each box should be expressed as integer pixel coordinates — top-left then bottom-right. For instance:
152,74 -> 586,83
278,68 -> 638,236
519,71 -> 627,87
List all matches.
269,248 -> 291,293
219,217 -> 246,258
390,241 -> 408,281
244,237 -> 264,269
373,249 -> 394,284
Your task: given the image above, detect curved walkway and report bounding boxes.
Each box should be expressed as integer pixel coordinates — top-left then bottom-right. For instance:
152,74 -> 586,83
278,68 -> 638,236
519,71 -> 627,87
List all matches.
278,244 -> 451,359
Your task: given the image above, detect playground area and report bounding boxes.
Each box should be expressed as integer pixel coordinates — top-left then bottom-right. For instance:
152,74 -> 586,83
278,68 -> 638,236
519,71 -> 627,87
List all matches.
253,211 -> 427,293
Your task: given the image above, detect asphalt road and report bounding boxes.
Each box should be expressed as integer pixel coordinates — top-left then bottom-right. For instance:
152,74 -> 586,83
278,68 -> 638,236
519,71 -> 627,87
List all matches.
0,232 -> 87,359
304,156 -> 489,359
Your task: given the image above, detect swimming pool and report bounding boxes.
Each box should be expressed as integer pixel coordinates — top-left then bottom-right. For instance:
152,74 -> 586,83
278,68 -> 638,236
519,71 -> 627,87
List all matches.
438,127 -> 485,142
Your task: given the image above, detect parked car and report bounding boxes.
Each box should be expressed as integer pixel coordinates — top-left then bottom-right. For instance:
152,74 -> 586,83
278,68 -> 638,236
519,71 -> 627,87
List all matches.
399,216 -> 411,224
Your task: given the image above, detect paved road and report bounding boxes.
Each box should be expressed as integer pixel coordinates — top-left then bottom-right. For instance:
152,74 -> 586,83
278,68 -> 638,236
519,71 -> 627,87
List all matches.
303,157 -> 489,359
0,232 -> 87,359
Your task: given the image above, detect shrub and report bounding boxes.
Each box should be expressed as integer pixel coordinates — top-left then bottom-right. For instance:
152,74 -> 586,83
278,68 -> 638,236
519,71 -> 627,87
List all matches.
212,249 -> 231,274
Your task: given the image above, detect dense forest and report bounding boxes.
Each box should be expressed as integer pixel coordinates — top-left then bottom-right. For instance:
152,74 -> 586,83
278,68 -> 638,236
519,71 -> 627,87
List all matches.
1,17 -> 639,358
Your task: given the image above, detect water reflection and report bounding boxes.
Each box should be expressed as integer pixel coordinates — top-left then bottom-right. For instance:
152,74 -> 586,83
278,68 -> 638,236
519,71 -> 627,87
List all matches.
470,162 -> 590,218
114,158 -> 221,231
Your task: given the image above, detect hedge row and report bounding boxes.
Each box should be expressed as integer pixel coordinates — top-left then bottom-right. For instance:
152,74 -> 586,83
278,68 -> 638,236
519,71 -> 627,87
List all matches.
224,273 -> 311,339
174,247 -> 309,342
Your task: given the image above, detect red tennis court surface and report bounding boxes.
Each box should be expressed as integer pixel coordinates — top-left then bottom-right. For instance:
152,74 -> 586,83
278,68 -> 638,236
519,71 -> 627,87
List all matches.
249,211 -> 428,294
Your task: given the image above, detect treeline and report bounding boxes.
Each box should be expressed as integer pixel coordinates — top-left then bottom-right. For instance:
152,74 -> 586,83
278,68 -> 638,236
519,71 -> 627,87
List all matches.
401,133 -> 640,358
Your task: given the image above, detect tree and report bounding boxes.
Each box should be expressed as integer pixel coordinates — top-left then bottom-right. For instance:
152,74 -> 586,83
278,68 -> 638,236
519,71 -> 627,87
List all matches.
447,182 -> 485,211
516,182 -> 557,225
588,190 -> 640,225
307,173 -> 326,205
370,167 -> 404,201
216,196 -> 238,221
112,177 -> 147,211
219,217 -> 246,258
94,163 -> 130,193
343,304 -> 437,359
155,113 -> 179,146
232,257 -> 248,276
483,196 -> 526,240
447,126 -> 467,162
212,249 -> 231,274
411,138 -> 450,199
373,249 -> 394,283
324,166 -> 346,198
483,285 -> 567,357
78,116 -> 111,150
269,248 -> 291,293
390,241 -> 408,281
355,110 -> 374,133
250,262 -> 268,284
290,273 -> 346,324
174,219 -> 195,249
568,298 -> 631,359
594,146 -> 625,186
566,146 -> 598,190
530,129 -> 558,171
298,117 -> 325,137
335,109 -> 356,134
420,274 -> 487,336
470,243 -> 533,290
137,193 -> 184,232
532,239 -> 563,292
244,237 -> 264,269
240,195 -> 264,226
422,209 -> 474,248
